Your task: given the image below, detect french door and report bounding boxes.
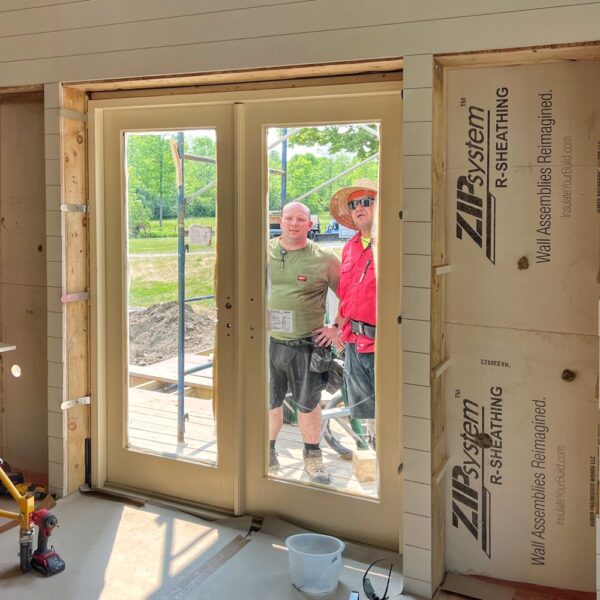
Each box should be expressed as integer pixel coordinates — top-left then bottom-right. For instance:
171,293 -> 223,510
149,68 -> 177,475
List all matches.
91,82 -> 402,548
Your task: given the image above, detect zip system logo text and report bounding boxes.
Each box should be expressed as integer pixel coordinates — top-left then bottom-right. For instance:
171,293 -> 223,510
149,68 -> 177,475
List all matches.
451,386 -> 504,559
455,89 -> 509,264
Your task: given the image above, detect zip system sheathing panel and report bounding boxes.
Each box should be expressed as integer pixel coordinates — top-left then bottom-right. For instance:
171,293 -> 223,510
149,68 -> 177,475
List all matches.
443,59 -> 600,592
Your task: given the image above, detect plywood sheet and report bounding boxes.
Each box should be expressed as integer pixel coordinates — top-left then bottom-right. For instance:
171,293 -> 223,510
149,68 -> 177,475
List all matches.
444,323 -> 598,591
445,61 -> 600,335
0,101 -> 45,287
1,286 -> 47,474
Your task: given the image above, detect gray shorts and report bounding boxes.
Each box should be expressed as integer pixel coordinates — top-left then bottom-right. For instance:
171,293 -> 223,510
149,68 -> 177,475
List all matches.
344,343 -> 375,419
269,338 -> 329,413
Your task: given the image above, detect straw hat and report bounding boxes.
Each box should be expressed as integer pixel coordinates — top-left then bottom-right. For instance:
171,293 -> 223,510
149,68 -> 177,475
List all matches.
329,179 -> 378,230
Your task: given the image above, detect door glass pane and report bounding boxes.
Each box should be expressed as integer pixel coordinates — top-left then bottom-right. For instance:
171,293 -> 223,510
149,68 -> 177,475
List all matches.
265,123 -> 380,498
124,129 -> 218,465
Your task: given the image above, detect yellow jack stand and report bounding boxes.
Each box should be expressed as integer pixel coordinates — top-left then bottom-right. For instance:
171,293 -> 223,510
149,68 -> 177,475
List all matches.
0,458 -> 35,572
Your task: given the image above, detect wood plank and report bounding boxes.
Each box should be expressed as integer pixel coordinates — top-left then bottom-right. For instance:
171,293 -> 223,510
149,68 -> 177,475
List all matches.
0,6 -> 403,65
128,436 -> 217,464
129,417 -> 215,439
0,90 -> 43,102
0,0 -> 314,37
0,0 -> 595,66
128,357 -> 213,390
0,0 -> 593,40
88,72 -> 402,99
0,0 -> 84,10
128,411 -> 216,436
128,425 -> 215,448
438,41 -> 600,68
431,57 -> 446,591
129,397 -> 214,417
63,87 -> 90,494
129,387 -> 213,404
2,6 -> 600,88
128,404 -> 215,427
127,386 -> 375,496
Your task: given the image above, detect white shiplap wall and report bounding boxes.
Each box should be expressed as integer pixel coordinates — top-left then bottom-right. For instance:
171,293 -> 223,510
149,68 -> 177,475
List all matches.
0,0 -> 599,86
1,1 -> 599,597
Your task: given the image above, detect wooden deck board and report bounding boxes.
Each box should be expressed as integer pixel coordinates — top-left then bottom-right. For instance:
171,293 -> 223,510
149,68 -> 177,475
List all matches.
129,353 -> 214,389
127,388 -> 377,497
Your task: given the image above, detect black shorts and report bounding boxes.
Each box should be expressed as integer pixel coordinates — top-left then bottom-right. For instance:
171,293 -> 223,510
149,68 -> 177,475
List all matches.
269,338 -> 329,413
344,342 -> 375,419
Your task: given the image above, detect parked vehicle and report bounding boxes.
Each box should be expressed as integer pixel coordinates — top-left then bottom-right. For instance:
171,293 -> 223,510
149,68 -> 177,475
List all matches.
269,211 -> 320,239
325,218 -> 354,240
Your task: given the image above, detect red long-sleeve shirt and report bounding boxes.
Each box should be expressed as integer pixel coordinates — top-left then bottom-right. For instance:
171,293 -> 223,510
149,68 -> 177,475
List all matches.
337,232 -> 376,353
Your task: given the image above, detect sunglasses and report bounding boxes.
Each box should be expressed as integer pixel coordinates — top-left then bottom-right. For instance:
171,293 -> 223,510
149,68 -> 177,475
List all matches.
362,559 -> 393,600
347,196 -> 375,211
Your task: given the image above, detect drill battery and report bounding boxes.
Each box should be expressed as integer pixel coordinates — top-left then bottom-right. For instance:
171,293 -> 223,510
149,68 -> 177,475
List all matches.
31,549 -> 66,577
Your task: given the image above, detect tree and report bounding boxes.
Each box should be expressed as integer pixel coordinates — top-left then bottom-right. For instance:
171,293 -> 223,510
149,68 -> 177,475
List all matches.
128,197 -> 152,237
184,134 -> 218,217
126,133 -> 177,226
267,124 -> 380,212
268,150 -> 379,213
126,132 -> 219,225
288,124 -> 379,160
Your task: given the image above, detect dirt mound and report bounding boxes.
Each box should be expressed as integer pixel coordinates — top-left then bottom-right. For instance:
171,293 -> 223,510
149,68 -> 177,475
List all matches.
129,301 -> 217,366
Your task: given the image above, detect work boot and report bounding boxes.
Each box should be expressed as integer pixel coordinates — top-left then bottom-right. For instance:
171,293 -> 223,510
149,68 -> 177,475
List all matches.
269,448 -> 280,471
303,449 -> 331,485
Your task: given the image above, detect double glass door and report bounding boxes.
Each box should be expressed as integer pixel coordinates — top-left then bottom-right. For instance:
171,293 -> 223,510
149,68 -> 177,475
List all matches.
92,82 -> 402,548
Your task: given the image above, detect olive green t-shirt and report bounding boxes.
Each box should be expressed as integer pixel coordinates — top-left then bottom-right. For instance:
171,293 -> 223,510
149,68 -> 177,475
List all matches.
268,238 -> 340,340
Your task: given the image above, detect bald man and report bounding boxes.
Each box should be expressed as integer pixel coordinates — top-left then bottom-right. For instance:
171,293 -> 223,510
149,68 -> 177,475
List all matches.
268,202 -> 340,485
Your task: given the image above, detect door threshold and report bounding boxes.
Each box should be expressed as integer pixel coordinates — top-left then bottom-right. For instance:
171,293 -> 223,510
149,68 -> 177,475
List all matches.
84,482 -> 235,521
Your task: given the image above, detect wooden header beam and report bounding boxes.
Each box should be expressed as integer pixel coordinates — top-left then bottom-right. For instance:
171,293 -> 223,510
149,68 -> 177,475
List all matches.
65,58 -> 403,95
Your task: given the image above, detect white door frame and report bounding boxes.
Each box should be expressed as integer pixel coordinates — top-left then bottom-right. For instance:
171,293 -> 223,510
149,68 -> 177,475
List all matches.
88,81 -> 403,547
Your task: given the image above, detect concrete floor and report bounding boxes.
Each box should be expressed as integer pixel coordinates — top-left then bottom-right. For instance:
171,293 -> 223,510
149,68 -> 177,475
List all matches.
2,492 -> 586,599
0,492 -> 406,600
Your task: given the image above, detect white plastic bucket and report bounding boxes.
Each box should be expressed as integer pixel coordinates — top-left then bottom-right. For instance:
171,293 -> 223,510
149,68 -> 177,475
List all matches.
285,533 -> 345,595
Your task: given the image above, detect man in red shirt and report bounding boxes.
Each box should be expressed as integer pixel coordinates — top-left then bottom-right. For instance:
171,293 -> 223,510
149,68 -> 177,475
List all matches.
327,181 -> 377,442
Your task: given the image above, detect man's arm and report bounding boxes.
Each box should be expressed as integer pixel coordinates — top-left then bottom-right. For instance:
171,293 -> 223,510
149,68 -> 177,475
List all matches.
327,253 -> 341,293
311,252 -> 344,349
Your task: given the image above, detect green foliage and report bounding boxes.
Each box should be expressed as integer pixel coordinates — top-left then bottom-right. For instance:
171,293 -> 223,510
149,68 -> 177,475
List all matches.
268,124 -> 379,216
129,237 -> 179,254
268,151 -> 379,215
184,135 -> 217,217
127,133 -> 177,222
289,125 -> 379,160
128,198 -> 152,238
188,195 -> 215,217
126,125 -> 379,236
126,132 -> 218,228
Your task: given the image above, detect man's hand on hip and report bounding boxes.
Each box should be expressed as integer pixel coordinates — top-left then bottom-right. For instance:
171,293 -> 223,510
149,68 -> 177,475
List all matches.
312,324 -> 343,351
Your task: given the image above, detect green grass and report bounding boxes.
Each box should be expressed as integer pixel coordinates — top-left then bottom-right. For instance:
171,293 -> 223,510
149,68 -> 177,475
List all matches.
142,216 -> 216,238
128,217 -> 342,305
130,211 -> 336,255
129,238 -> 178,254
129,237 -> 217,254
129,254 -> 217,308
